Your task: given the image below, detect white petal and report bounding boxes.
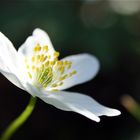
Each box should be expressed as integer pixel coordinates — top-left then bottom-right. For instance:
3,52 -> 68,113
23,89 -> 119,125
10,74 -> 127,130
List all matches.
0,32 -> 18,73
57,54 -> 100,90
40,91 -> 120,122
33,28 -> 54,52
26,84 -> 121,122
0,32 -> 24,90
18,28 -> 55,57
1,70 -> 25,90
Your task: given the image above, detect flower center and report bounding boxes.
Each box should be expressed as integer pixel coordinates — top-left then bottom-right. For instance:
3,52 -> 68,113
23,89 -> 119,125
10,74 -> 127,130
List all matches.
24,43 -> 76,90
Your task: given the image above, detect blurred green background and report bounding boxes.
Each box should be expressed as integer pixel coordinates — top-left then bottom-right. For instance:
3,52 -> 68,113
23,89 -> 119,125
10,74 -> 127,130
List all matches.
0,0 -> 140,140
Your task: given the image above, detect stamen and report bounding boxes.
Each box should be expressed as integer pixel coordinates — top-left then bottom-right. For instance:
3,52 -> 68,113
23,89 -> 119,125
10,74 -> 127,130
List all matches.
32,56 -> 35,62
26,65 -> 30,69
28,72 -> 32,79
45,61 -> 49,67
69,70 -> 77,77
32,65 -> 35,71
25,43 -> 77,90
43,45 -> 48,52
47,55 -> 51,59
42,56 -> 47,62
40,54 -> 47,62
59,74 -> 68,81
36,67 -> 39,72
54,51 -> 60,58
57,61 -> 63,65
64,61 -> 69,65
67,63 -> 71,69
37,55 -> 40,60
33,44 -> 41,52
50,61 -> 55,65
59,82 -> 63,86
52,83 -> 58,87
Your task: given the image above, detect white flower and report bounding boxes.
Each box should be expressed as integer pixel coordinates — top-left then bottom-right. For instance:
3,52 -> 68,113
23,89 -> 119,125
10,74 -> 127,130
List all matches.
0,28 -> 120,122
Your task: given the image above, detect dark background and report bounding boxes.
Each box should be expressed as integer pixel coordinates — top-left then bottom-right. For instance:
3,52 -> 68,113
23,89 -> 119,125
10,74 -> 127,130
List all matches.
0,0 -> 140,140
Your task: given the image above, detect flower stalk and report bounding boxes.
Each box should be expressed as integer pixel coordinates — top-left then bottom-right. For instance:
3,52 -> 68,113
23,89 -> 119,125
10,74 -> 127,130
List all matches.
0,96 -> 37,140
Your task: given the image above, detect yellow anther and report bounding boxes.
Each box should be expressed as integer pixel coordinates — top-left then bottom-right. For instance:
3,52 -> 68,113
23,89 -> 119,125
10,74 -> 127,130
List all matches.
52,83 -> 58,87
60,61 -> 63,65
58,66 -> 62,71
37,44 -> 41,51
33,47 -> 37,52
72,70 -> 77,75
64,61 -> 69,65
67,64 -> 71,69
54,51 -> 60,58
50,61 -> 55,65
59,74 -> 68,81
43,56 -> 47,62
57,61 -> 63,65
36,67 -> 39,72
28,72 -> 32,79
59,82 -> 63,86
32,65 -> 35,71
54,57 -> 58,61
43,45 -> 48,52
33,44 -> 41,52
70,70 -> 77,77
37,47 -> 41,51
41,54 -> 44,58
40,55 -> 47,62
40,54 -> 45,62
47,55 -> 51,59
48,71 -> 53,77
61,67 -> 65,74
32,56 -> 35,62
45,61 -> 49,67
26,65 -> 30,69
58,66 -> 65,74
36,55 -> 40,61
41,64 -> 45,69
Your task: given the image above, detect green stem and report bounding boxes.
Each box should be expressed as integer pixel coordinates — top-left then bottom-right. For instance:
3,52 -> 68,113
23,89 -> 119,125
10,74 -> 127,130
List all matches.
0,96 -> 37,140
